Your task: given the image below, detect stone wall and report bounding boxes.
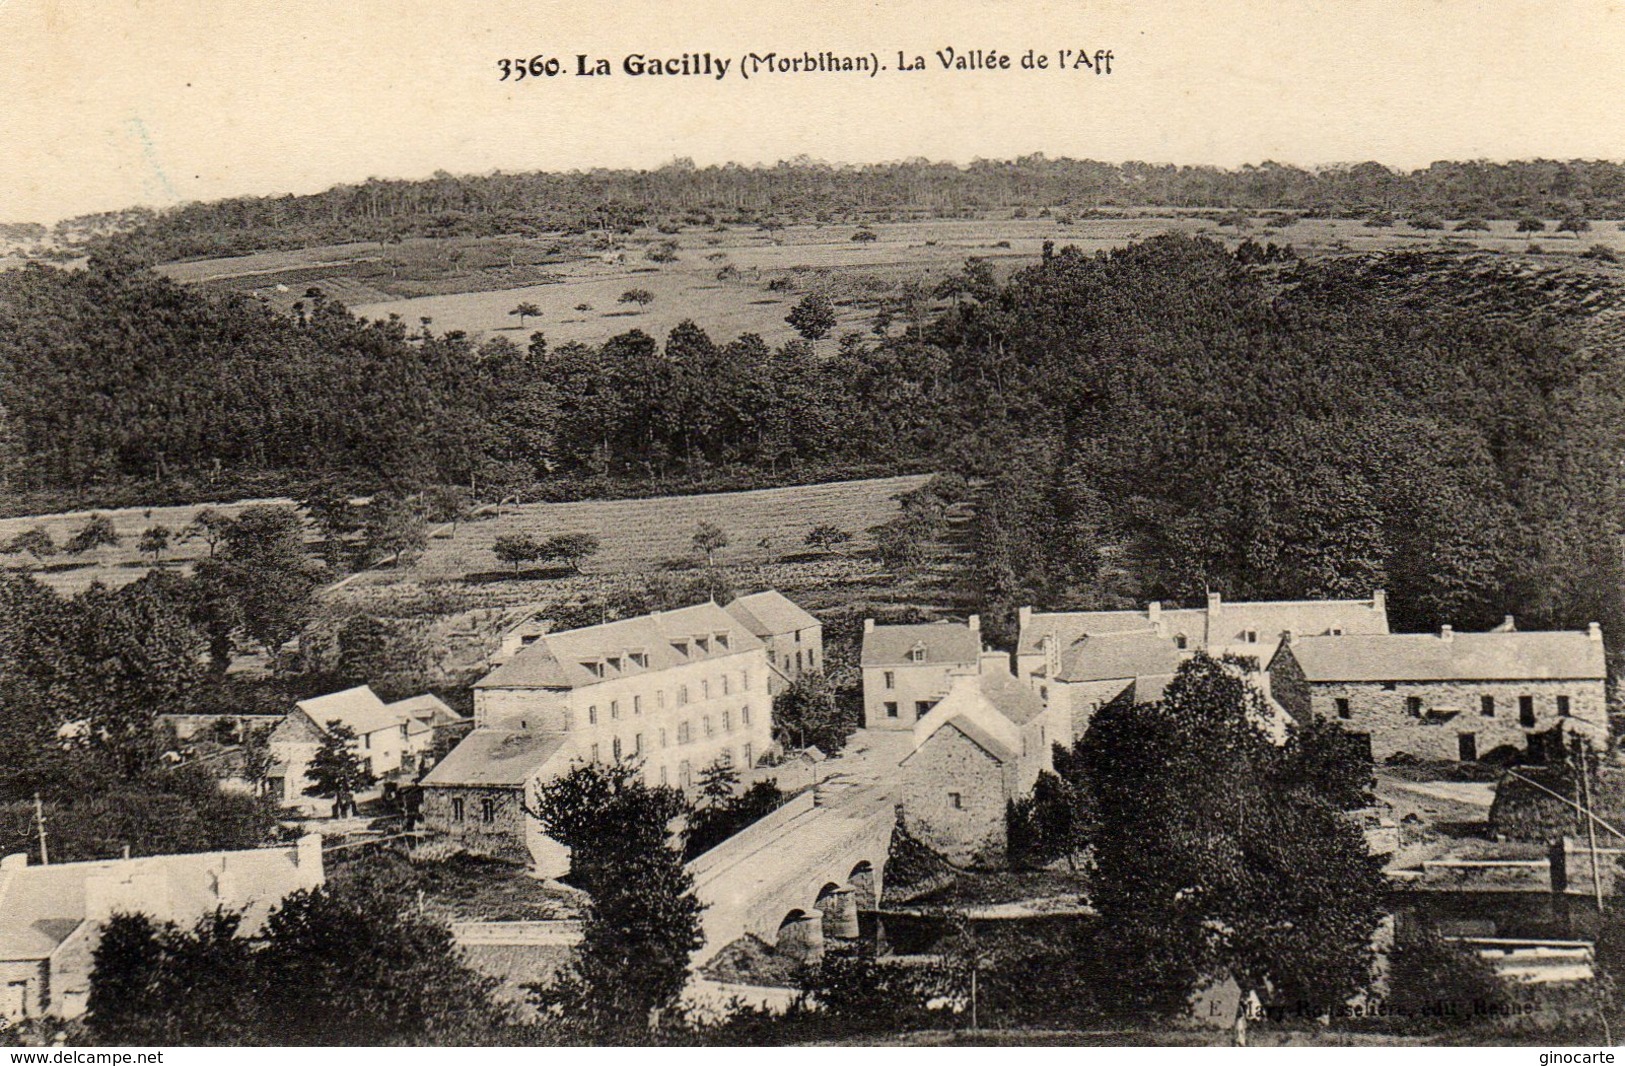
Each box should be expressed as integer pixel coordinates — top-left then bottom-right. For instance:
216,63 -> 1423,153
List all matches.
901,725 -> 1012,866
0,959 -> 45,1020
422,784 -> 531,863
1303,679 -> 1606,761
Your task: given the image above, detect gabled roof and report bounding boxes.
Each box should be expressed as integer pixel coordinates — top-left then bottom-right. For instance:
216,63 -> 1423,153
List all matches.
386,693 -> 466,730
475,601 -> 762,691
296,686 -> 402,737
902,715 -> 1016,765
1018,610 -> 1160,655
861,622 -> 980,667
975,669 -> 1048,726
1020,595 -> 1388,658
1058,631 -> 1186,683
420,729 -> 569,788
1285,631 -> 1606,683
724,590 -> 820,639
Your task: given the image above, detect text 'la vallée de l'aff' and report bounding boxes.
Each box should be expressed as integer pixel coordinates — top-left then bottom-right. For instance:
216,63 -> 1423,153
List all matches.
496,47 -> 1115,82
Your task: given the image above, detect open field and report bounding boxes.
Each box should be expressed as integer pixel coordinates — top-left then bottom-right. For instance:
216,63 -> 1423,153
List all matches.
155,216 -> 1625,347
0,497 -> 291,595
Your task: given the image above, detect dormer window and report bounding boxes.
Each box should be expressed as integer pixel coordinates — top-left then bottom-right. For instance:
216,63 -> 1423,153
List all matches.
607,655 -> 622,672
581,660 -> 605,678
1330,627 -> 1343,636
696,635 -> 711,653
672,641 -> 689,657
1244,631 -> 1258,644
908,642 -> 927,663
716,631 -> 730,649
629,649 -> 648,668
1175,634 -> 1188,650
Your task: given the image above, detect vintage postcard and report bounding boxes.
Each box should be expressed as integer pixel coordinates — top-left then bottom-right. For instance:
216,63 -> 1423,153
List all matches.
1,0 -> 1624,1055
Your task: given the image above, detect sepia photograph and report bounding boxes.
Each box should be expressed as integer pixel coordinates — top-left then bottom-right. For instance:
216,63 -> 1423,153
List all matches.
2,0 -> 1624,1053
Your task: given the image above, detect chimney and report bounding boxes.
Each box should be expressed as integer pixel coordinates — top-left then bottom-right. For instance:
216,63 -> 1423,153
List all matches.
1207,591 -> 1222,616
863,618 -> 875,633
1440,625 -> 1453,643
1372,589 -> 1387,620
1589,622 -> 1603,642
967,614 -> 980,632
1018,606 -> 1032,630
1148,601 -> 1162,634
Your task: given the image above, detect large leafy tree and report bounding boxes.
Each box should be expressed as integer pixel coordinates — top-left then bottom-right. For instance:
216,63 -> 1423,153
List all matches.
191,504 -> 324,667
527,761 -> 703,1035
302,722 -> 375,807
1077,654 -> 1385,1017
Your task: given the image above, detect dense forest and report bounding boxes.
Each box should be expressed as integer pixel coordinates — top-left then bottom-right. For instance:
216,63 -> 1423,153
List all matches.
3,234 -> 1623,654
22,157 -> 1625,263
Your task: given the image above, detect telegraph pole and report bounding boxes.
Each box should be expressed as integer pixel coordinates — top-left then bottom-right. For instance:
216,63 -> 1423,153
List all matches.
1575,737 -> 1605,914
32,792 -> 49,865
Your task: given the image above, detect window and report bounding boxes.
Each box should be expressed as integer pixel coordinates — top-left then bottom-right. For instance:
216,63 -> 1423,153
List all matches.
1335,697 -> 1351,720
612,737 -> 622,761
1040,686 -> 1049,701
884,670 -> 896,690
1405,696 -> 1423,717
591,743 -> 600,762
660,766 -> 668,785
1481,695 -> 1496,717
1381,681 -> 1397,692
481,798 -> 495,824
809,648 -> 817,667
1519,695 -> 1535,727
678,685 -> 689,706
673,641 -> 689,657
784,654 -> 792,670
1557,695 -> 1571,718
742,743 -> 753,767
678,721 -> 691,744
1175,634 -> 1188,650
633,695 -> 642,715
702,679 -> 710,699
909,644 -> 926,663
610,700 -> 620,720
795,629 -> 802,644
722,710 -> 732,732
948,792 -> 963,810
742,705 -> 751,725
660,728 -> 668,748
916,700 -> 933,719
1330,627 -> 1344,636
703,715 -> 713,737
796,650 -> 803,671
716,632 -> 729,649
696,635 -> 710,653
452,798 -> 465,822
581,660 -> 604,678
400,724 -> 409,740
588,705 -> 598,725
680,760 -> 692,788
363,733 -> 371,750
743,670 -> 751,690
630,650 -> 648,668
1244,630 -> 1259,644
1458,733 -> 1477,762
884,701 -> 899,718
607,656 -> 621,672
657,690 -> 666,710
723,675 -> 731,696
635,733 -> 643,754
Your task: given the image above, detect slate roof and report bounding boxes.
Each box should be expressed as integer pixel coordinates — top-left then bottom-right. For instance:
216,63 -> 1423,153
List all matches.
1058,631 -> 1186,683
1286,631 -> 1606,683
386,693 -> 466,730
1020,596 -> 1387,657
296,686 -> 402,737
724,590 -> 820,638
1017,610 -> 1160,655
860,621 -> 981,667
419,730 -> 570,788
475,602 -> 762,691
975,669 -> 1048,726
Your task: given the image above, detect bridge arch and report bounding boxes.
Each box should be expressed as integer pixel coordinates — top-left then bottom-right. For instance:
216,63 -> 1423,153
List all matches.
776,908 -> 824,965
848,860 -> 877,910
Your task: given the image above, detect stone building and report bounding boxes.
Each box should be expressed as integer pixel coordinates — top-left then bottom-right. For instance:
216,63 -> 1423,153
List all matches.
1016,592 -> 1389,736
899,655 -> 1060,866
1267,622 -> 1609,762
0,836 -> 323,1021
860,616 -> 982,731
724,590 -> 824,694
422,599 -> 778,874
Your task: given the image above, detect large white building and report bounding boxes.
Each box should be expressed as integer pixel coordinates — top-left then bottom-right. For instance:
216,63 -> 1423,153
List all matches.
423,600 -> 775,874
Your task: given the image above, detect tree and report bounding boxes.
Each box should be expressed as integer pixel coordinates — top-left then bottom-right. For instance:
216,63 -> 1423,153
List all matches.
138,523 -> 172,564
86,911 -> 261,1045
691,520 -> 728,566
1453,217 -> 1490,232
618,288 -> 655,309
786,293 -> 837,342
526,762 -> 703,1035
1407,212 -> 1445,230
5,526 -> 56,567
697,757 -> 740,807
303,721 -> 375,815
181,507 -> 233,559
1077,654 -> 1386,1018
65,513 -> 119,554
1558,214 -> 1593,237
491,532 -> 546,574
545,532 -> 600,574
192,504 -> 323,664
357,492 -> 428,567
422,484 -> 473,533
509,301 -> 542,328
805,523 -> 852,554
1516,216 -> 1547,232
851,228 -> 878,243
1007,768 -> 1094,871
773,671 -> 857,755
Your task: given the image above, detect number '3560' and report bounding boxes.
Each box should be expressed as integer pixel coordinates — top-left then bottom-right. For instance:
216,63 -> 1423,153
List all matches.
498,56 -> 563,80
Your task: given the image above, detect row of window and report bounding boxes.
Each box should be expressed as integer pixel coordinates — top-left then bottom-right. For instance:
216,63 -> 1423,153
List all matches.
585,707 -> 756,763
883,700 -> 936,719
652,743 -> 755,788
585,673 -> 754,725
1334,693 -> 1571,725
781,647 -> 817,673
450,796 -> 497,824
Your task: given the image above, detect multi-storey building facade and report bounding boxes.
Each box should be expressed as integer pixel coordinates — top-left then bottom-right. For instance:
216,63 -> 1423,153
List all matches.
724,590 -> 824,694
424,600 -> 776,875
859,616 -> 982,730
1268,622 -> 1608,762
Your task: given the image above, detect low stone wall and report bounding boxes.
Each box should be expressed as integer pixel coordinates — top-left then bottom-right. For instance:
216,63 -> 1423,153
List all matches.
1416,859 -> 1552,892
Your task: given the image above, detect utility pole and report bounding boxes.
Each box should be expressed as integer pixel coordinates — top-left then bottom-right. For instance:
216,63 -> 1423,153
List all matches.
32,792 -> 49,865
1575,737 -> 1605,915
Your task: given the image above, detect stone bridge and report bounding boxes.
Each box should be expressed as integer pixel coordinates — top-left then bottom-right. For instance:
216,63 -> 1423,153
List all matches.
686,778 -> 896,966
